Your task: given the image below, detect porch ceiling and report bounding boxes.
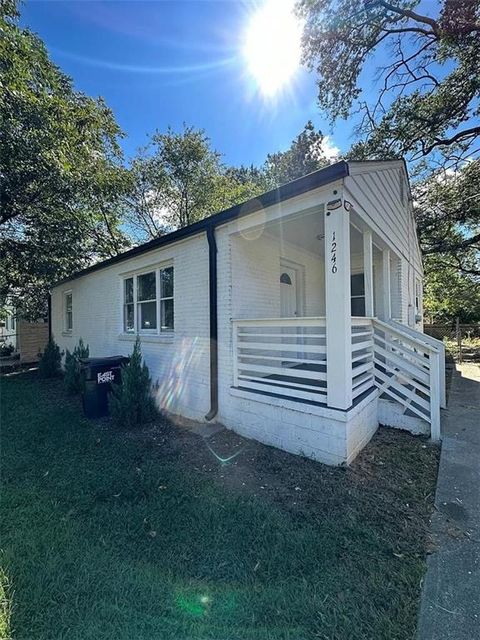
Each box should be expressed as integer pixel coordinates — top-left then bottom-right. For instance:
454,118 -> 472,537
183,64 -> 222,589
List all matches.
263,208 -> 325,255
264,208 -> 364,256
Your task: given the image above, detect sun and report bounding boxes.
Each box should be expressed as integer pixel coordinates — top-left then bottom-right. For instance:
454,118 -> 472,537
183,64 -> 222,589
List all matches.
243,0 -> 303,97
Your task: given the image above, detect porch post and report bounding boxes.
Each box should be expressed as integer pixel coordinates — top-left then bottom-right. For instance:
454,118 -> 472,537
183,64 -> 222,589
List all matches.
325,205 -> 352,410
363,231 -> 374,317
382,248 -> 391,319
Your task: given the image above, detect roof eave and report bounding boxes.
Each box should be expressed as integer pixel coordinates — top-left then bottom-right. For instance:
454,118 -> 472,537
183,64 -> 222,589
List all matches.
52,160 -> 349,288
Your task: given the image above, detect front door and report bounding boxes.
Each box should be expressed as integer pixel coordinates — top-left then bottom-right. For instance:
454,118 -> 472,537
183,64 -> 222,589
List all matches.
280,265 -> 298,317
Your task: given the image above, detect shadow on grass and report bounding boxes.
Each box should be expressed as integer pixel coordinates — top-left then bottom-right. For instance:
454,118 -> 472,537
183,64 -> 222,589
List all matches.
0,372 -> 439,640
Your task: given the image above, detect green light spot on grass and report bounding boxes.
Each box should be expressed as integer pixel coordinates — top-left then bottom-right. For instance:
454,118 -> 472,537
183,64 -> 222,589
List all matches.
175,592 -> 211,618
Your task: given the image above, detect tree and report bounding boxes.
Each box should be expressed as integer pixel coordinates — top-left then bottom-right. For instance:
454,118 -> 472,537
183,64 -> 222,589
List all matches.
415,160 -> 480,276
123,125 -> 223,236
109,337 -> 157,429
120,151 -> 170,243
38,339 -> 62,378
423,254 -> 480,323
298,0 -> 480,168
298,0 -> 479,314
209,166 -> 266,214
0,3 -> 129,318
123,121 -> 344,243
123,126 -> 264,242
264,121 -> 332,186
64,338 -> 89,394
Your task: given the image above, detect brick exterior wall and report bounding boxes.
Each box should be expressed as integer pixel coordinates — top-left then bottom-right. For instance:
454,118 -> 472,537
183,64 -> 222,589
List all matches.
51,234 -> 211,421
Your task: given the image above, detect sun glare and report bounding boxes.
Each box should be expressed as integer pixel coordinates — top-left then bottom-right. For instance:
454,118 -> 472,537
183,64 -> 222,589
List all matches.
243,0 -> 303,97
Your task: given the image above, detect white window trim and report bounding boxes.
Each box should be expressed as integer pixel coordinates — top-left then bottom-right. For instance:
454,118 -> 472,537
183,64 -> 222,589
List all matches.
63,290 -> 73,334
121,263 -> 174,336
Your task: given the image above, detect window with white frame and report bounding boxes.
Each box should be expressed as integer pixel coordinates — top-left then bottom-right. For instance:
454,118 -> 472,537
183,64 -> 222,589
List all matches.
64,292 -> 73,332
123,265 -> 174,334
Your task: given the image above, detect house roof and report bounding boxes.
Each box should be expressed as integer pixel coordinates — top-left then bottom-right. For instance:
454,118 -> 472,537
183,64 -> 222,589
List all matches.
53,160 -> 352,287
55,158 -> 412,288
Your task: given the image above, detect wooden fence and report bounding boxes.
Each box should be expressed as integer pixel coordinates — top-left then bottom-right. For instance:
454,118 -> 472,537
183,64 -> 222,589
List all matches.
18,321 -> 49,363
424,322 -> 480,362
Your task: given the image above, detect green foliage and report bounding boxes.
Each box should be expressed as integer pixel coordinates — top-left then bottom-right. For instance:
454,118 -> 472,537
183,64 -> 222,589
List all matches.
123,121 -> 335,242
0,343 -> 14,357
123,125 -> 263,241
38,339 -> 62,378
123,125 -> 223,238
415,161 -> 480,319
298,0 -> 479,315
0,4 -> 130,318
109,337 -> 157,428
264,121 -> 333,186
415,160 -> 480,273
64,338 -> 89,394
208,169 -> 265,216
298,0 -> 480,165
424,254 -> 480,323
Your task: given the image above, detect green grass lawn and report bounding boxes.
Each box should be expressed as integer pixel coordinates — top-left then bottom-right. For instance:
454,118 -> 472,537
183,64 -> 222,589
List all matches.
0,372 -> 439,640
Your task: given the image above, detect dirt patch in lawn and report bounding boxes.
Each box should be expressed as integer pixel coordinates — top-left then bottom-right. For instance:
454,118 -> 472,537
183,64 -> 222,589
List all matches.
119,413 -> 439,559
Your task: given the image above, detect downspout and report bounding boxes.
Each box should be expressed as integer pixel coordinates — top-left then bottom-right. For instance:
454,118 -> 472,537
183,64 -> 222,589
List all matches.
47,293 -> 52,341
205,224 -> 218,421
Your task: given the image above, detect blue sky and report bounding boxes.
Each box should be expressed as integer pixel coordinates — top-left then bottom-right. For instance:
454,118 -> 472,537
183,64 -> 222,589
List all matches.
21,0 -> 358,166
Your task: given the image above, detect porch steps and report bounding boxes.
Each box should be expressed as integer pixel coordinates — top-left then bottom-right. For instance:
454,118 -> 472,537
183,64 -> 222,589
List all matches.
372,319 -> 446,440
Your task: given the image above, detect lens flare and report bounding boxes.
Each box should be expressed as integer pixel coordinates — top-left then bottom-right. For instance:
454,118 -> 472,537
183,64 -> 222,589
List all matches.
242,0 -> 303,97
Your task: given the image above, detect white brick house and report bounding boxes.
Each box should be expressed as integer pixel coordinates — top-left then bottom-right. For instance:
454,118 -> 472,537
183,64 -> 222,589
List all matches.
51,160 -> 445,465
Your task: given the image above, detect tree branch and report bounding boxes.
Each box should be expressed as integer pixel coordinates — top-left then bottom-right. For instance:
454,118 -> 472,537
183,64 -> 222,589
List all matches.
373,1 -> 439,34
423,126 -> 480,155
423,231 -> 480,255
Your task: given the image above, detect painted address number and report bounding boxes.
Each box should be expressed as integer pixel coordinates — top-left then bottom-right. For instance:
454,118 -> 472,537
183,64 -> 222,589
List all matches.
330,231 -> 338,273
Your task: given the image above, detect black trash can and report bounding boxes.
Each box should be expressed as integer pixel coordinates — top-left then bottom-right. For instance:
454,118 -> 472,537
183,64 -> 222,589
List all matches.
80,356 -> 129,418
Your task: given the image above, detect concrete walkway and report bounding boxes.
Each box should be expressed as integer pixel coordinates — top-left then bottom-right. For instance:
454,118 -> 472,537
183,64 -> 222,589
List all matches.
417,363 -> 480,639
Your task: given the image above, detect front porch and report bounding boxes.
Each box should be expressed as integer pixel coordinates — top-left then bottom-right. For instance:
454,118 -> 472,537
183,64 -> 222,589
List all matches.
222,196 -> 443,464
228,199 -> 402,410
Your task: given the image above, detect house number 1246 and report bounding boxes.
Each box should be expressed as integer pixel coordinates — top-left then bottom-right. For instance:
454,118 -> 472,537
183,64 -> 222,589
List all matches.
330,231 -> 338,273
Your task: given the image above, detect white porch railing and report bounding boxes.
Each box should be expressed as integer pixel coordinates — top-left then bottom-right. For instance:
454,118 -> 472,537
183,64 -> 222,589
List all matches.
232,316 -> 442,441
387,319 -> 446,409
372,318 -> 441,441
351,318 -> 375,401
232,317 -> 327,403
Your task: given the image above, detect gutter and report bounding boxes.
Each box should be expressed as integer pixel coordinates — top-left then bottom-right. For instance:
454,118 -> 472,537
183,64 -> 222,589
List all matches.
205,224 -> 218,421
52,160 -> 350,288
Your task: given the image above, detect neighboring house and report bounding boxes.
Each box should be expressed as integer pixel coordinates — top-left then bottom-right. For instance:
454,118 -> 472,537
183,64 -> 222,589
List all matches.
0,301 -> 49,363
0,304 -> 17,352
51,160 -> 445,465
